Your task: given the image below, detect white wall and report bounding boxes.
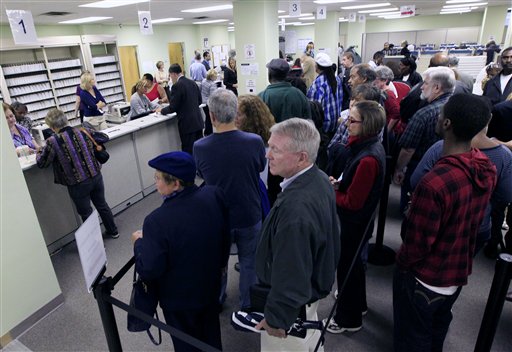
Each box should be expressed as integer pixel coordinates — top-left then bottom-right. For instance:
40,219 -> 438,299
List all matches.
0,111 -> 61,340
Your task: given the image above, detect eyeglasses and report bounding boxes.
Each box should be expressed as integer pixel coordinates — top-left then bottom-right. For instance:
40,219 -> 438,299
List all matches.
348,117 -> 362,124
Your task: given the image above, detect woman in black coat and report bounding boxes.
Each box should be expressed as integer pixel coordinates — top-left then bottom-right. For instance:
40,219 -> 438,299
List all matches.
324,101 -> 386,334
223,57 -> 238,96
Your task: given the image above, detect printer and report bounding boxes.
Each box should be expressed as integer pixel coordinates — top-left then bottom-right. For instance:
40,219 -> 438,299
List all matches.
105,103 -> 130,123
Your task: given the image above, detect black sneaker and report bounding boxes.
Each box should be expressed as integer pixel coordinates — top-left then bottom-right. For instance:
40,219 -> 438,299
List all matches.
104,232 -> 119,239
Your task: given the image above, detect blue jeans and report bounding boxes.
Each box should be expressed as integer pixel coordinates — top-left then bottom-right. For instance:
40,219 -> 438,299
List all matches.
219,221 -> 262,309
393,268 -> 462,352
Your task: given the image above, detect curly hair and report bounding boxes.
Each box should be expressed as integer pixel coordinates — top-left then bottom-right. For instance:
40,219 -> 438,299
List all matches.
237,95 -> 275,144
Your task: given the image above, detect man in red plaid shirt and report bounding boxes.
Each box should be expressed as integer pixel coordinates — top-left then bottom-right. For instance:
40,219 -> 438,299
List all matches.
393,94 -> 497,352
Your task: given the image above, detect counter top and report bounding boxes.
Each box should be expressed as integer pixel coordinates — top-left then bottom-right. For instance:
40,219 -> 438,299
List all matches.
20,112 -> 178,171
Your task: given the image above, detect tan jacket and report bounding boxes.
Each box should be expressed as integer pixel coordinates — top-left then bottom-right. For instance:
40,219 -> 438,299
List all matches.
301,56 -> 317,89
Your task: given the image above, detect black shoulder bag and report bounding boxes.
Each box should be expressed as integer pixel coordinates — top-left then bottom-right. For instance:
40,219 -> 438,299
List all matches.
127,268 -> 162,345
80,128 -> 110,164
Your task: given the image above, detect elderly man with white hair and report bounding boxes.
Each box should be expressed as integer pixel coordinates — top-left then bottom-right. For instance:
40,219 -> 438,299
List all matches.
393,67 -> 456,213
255,118 -> 340,351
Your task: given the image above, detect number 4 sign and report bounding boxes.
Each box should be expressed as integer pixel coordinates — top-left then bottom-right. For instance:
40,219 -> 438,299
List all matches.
138,11 -> 153,35
317,6 -> 326,20
6,10 -> 38,45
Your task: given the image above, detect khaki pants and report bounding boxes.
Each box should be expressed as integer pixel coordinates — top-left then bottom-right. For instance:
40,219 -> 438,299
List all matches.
261,301 -> 324,352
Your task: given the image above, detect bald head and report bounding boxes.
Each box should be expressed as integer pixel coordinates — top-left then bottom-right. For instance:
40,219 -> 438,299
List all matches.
429,53 -> 449,68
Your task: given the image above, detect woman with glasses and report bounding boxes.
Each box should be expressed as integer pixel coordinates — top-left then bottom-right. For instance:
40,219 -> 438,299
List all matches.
324,100 -> 386,334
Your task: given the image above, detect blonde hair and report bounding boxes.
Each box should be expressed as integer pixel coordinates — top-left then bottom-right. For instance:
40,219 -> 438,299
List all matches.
206,69 -> 218,81
80,73 -> 94,90
135,79 -> 150,91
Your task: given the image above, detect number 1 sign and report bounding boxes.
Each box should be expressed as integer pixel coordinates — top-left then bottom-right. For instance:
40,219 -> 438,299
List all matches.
6,10 -> 38,45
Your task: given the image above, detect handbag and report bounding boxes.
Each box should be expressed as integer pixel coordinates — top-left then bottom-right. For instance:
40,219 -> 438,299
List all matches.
127,269 -> 162,345
80,128 -> 110,164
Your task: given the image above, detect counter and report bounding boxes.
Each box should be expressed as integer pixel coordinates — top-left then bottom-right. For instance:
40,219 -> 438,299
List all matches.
21,112 -> 180,253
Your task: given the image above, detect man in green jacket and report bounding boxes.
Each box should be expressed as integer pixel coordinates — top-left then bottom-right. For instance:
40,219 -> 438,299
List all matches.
258,58 -> 311,123
259,58 -> 312,205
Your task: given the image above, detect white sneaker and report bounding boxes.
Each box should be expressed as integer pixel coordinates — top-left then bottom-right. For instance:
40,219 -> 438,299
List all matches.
503,221 -> 509,230
323,318 -> 362,334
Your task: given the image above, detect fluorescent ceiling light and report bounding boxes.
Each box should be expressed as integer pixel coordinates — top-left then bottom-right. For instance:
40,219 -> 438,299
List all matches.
228,28 -> 234,32
358,7 -> 398,13
285,22 -> 302,25
299,16 -> 316,20
441,10 -> 471,14
182,4 -> 232,13
278,10 -> 286,13
59,16 -> 112,23
443,2 -> 487,8
193,19 -> 228,24
279,13 -> 313,18
152,17 -> 183,24
341,2 -> 391,10
370,11 -> 401,16
294,22 -> 315,26
381,15 -> 407,19
314,0 -> 353,4
227,26 -> 234,29
441,7 -> 471,11
229,22 -> 234,25
80,0 -> 148,8
446,0 -> 483,3
339,18 -> 349,22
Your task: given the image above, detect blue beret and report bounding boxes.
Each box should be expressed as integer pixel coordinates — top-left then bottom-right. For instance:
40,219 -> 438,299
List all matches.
148,151 -> 196,183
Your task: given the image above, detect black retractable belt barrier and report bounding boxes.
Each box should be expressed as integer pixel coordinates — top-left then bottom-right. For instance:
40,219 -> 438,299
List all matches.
474,253 -> 512,352
368,155 -> 396,266
314,210 -> 378,352
92,257 -> 222,352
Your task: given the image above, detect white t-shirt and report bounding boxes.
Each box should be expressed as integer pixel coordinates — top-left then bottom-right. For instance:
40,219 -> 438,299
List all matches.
500,73 -> 512,94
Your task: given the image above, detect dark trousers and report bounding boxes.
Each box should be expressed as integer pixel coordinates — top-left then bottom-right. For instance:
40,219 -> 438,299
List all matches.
393,268 -> 462,352
180,130 -> 203,155
400,160 -> 419,215
163,305 -> 222,352
334,221 -> 368,328
203,106 -> 213,136
67,174 -> 117,235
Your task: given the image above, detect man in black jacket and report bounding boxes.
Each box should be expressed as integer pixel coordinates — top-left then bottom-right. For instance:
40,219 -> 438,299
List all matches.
161,64 -> 204,155
483,46 -> 512,106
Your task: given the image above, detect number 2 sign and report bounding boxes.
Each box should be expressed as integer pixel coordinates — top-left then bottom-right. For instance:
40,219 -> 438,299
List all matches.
6,10 -> 38,45
138,11 -> 153,35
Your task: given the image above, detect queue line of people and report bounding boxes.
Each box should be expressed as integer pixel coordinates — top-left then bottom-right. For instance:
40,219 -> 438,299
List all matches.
5,48 -> 512,352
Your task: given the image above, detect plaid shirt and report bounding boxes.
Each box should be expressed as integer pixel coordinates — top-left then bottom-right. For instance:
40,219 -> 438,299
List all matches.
398,92 -> 451,162
307,74 -> 343,133
396,149 -> 496,287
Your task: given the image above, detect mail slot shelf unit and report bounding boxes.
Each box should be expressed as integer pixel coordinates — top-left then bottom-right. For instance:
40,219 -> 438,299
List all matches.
0,35 -> 127,121
0,44 -> 85,124
48,58 -> 83,119
91,52 -> 125,104
1,59 -> 56,121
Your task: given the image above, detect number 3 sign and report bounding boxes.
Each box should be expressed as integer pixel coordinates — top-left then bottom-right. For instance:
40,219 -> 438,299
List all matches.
138,11 -> 153,35
6,10 -> 38,45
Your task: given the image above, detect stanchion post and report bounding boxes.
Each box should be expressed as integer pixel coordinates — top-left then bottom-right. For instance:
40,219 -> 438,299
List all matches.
474,253 -> 512,352
368,156 -> 396,266
93,276 -> 123,352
